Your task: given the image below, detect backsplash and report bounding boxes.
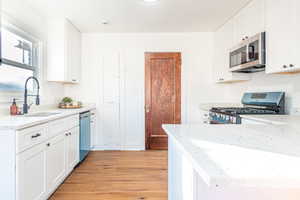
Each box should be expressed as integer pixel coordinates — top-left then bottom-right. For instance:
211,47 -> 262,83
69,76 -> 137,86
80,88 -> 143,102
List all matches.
219,71 -> 300,114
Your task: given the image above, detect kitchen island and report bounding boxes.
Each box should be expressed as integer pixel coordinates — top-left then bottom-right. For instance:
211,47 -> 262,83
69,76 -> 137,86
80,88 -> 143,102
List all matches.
163,124 -> 300,200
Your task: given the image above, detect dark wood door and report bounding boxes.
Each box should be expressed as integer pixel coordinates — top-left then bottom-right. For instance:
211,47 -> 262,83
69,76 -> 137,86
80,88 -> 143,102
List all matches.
145,52 -> 181,150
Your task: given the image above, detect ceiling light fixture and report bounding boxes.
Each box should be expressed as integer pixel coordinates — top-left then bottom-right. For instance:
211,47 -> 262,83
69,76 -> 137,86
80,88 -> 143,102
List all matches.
142,0 -> 159,4
101,20 -> 109,25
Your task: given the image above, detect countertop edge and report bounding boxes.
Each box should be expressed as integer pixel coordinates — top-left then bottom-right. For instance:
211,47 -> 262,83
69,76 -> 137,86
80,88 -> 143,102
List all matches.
0,105 -> 96,131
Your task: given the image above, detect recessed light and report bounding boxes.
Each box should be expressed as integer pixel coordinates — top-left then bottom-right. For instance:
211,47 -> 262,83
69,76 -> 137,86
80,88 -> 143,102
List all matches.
142,0 -> 159,3
101,20 -> 109,25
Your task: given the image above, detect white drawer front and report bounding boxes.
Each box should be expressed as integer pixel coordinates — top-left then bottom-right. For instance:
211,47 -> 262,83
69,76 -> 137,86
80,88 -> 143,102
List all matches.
48,115 -> 79,138
17,124 -> 47,154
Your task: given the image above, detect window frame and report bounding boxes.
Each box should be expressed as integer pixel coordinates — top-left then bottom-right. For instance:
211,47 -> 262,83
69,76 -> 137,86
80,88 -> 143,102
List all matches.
1,18 -> 40,78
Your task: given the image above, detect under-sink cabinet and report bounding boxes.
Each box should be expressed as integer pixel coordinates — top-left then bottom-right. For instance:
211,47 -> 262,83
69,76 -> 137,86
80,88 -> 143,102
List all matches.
1,114 -> 80,200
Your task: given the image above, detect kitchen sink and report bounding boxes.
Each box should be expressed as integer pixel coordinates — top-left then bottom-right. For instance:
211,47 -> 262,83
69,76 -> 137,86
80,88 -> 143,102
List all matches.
22,112 -> 61,117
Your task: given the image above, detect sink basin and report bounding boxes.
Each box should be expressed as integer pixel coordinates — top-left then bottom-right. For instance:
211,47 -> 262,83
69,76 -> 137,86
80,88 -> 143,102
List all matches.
22,112 -> 61,117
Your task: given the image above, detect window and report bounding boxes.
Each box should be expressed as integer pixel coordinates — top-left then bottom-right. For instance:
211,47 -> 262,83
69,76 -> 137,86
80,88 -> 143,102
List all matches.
0,18 -> 40,91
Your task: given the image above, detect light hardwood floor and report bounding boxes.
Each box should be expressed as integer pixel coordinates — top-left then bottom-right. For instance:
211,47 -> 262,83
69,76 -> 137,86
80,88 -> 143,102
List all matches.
49,151 -> 168,200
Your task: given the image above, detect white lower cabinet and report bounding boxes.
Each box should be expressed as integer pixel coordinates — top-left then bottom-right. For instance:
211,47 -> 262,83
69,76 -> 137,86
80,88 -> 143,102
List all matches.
46,133 -> 67,194
16,115 -> 80,200
66,127 -> 80,174
90,110 -> 96,149
17,143 -> 47,200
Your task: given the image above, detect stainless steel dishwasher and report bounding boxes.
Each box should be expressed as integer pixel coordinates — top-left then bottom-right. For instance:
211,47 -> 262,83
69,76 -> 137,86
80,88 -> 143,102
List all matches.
79,111 -> 91,162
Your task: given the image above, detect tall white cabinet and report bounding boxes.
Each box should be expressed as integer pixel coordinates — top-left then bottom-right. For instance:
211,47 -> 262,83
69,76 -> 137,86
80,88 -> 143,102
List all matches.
47,19 -> 81,83
95,50 -> 145,150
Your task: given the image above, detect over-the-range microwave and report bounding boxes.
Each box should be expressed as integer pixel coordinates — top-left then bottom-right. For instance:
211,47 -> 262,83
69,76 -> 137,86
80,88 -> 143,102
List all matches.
229,32 -> 266,73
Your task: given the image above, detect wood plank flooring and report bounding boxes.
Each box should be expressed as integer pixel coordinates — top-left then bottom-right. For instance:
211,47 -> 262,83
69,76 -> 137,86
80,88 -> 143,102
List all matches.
49,151 -> 168,200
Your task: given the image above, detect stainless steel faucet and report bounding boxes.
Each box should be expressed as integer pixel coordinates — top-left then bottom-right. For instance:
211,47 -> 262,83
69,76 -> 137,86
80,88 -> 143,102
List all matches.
23,76 -> 40,114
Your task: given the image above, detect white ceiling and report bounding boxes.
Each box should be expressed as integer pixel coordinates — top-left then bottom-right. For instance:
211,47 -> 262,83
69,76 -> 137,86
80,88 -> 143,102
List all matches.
25,0 -> 251,33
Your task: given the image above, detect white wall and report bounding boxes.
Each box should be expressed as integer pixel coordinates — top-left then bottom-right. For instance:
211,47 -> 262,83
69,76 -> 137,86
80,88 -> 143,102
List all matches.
64,33 -> 215,149
0,0 -> 65,115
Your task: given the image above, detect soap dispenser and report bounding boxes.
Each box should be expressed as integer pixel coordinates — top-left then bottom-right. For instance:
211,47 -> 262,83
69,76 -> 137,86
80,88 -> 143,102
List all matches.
10,98 -> 18,115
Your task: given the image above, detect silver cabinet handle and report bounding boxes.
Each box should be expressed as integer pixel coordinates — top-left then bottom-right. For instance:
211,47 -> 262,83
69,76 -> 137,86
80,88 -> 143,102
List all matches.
31,133 -> 41,139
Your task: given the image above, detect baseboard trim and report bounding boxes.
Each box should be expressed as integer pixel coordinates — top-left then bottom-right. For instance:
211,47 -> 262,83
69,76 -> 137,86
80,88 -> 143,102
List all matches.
92,145 -> 145,151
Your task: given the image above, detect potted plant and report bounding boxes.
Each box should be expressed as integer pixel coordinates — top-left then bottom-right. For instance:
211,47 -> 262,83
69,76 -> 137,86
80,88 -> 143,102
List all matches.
59,97 -> 73,108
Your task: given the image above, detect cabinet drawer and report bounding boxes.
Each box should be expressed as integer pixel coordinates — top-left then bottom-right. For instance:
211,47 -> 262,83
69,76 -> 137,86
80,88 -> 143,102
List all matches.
48,115 -> 79,138
17,124 -> 47,153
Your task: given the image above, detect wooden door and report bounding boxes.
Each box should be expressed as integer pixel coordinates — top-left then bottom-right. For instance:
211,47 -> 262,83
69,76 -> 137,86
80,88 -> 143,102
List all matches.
145,52 -> 181,150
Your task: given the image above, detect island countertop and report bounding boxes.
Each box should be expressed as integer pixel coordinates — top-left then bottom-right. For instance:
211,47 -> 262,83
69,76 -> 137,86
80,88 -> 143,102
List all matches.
163,124 -> 300,189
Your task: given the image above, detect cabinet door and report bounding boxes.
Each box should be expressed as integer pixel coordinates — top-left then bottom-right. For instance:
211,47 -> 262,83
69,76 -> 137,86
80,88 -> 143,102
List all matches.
234,0 -> 265,43
65,20 -> 81,83
102,51 -> 121,148
17,143 -> 47,200
90,119 -> 96,149
46,133 -> 66,193
265,0 -> 294,73
291,0 -> 300,71
66,126 -> 80,174
213,20 -> 233,82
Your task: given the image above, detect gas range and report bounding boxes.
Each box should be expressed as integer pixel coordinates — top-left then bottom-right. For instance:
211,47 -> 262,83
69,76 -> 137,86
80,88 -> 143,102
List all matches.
209,92 -> 285,124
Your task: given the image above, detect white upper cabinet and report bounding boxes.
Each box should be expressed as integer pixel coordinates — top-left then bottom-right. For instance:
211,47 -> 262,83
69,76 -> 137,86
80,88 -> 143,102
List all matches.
233,0 -> 265,44
265,0 -> 300,74
213,19 -> 250,83
47,19 -> 81,83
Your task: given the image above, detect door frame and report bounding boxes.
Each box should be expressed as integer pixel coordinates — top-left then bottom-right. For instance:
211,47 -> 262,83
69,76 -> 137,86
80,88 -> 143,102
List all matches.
144,52 -> 181,150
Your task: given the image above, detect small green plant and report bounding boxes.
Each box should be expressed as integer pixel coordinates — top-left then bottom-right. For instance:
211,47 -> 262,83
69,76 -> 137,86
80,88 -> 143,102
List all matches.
62,97 -> 73,104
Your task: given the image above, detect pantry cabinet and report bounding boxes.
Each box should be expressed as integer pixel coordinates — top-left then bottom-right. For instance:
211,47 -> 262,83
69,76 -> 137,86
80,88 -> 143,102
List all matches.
47,19 -> 81,83
213,19 -> 250,83
265,0 -> 300,74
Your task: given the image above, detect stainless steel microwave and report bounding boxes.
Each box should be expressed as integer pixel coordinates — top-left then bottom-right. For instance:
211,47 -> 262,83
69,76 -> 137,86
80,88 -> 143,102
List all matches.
229,32 -> 266,73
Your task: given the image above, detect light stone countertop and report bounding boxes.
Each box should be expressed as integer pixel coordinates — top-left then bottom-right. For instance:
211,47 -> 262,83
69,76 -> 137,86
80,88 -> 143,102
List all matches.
0,104 -> 96,130
241,115 -> 300,126
163,123 -> 300,188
